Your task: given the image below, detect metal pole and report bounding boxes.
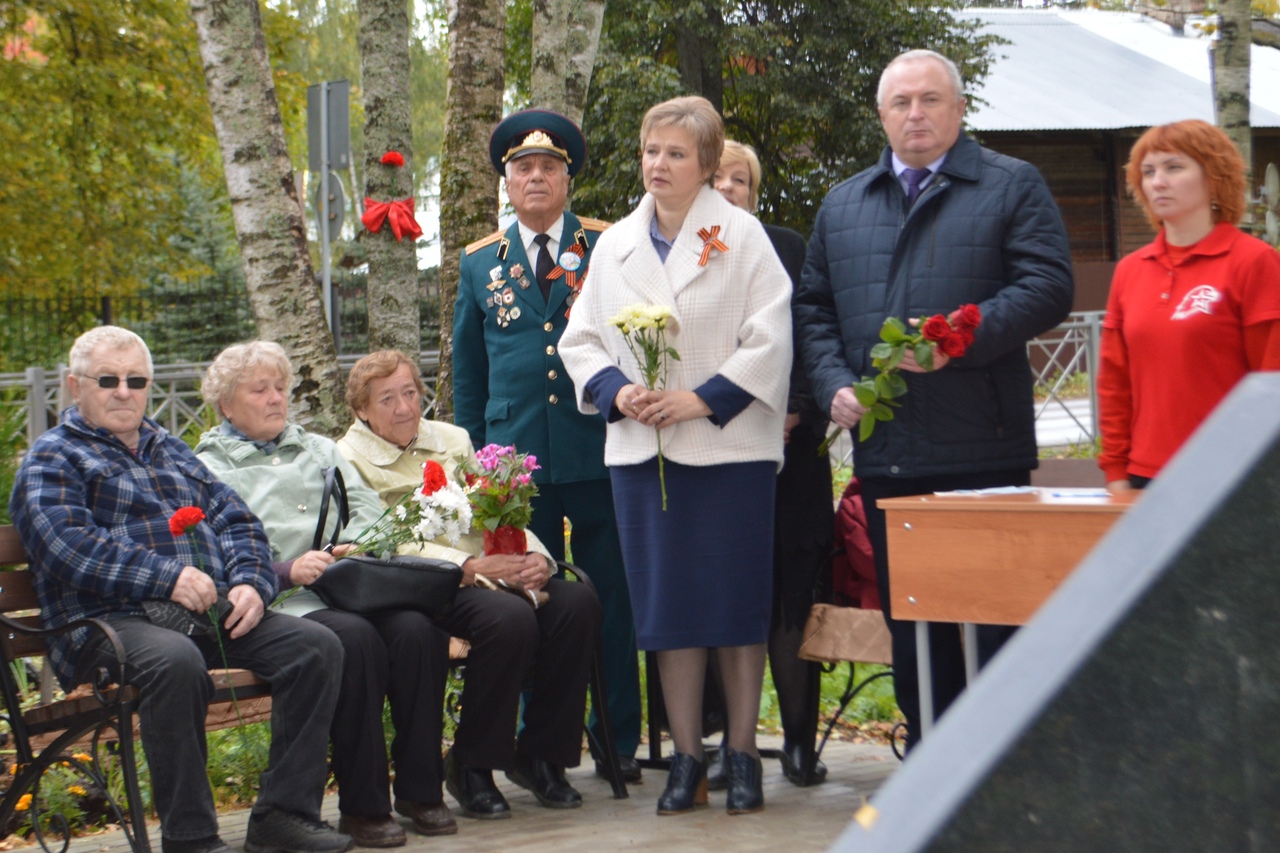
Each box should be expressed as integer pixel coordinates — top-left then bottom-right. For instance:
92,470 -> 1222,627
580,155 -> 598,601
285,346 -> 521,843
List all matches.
320,81 -> 333,331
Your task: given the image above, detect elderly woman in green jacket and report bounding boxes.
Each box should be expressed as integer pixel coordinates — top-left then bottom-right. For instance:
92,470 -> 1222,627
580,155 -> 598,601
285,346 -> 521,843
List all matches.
195,342 -> 456,847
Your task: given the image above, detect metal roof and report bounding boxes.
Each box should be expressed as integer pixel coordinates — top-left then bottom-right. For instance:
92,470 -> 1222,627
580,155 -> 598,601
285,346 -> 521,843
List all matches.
959,8 -> 1280,131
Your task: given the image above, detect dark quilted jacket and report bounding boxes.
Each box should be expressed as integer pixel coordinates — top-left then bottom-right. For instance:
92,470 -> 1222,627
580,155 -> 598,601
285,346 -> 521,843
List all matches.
796,135 -> 1074,478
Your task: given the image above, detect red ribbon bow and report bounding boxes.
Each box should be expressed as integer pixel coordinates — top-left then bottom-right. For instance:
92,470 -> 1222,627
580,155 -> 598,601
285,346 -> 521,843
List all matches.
547,242 -> 586,288
361,197 -> 423,242
697,226 -> 728,266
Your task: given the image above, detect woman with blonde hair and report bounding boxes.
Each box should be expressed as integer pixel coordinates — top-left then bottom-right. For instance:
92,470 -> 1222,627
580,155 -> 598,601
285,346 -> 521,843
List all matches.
1099,120 -> 1280,491
561,97 -> 793,816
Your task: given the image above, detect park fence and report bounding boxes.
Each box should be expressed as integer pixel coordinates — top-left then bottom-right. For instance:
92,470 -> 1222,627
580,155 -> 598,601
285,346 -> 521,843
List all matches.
1,313 -> 1101,463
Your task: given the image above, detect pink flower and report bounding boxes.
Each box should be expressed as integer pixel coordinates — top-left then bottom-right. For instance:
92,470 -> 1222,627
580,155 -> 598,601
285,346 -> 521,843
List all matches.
523,455 -> 540,471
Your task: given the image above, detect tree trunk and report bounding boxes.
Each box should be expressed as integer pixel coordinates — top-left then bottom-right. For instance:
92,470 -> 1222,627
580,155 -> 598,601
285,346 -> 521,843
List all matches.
436,0 -> 504,421
188,0 -> 345,436
530,0 -> 605,127
1214,0 -> 1253,212
675,5 -> 723,114
359,0 -> 420,357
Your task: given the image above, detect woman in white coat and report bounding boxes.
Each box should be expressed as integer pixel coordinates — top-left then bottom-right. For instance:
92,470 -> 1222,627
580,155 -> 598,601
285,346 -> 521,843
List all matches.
560,96 -> 792,817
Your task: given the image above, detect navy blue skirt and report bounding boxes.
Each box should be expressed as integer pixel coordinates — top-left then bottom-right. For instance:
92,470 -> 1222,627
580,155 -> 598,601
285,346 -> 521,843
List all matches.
610,457 -> 776,650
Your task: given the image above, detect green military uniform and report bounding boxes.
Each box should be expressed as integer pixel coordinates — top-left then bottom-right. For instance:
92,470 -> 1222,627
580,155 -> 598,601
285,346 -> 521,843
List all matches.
453,211 -> 642,761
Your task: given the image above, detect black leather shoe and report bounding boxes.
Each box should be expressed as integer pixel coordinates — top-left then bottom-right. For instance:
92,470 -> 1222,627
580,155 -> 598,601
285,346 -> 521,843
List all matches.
336,814 -> 405,849
724,747 -> 764,815
244,809 -> 355,853
656,752 -> 708,816
444,749 -> 510,820
162,836 -> 231,853
705,748 -> 727,791
392,800 -> 457,837
779,741 -> 827,786
506,751 -> 583,809
594,755 -> 643,784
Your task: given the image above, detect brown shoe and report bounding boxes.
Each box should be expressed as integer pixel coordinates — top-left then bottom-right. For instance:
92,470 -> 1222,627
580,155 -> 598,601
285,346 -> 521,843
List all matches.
336,814 -> 406,849
393,800 -> 458,837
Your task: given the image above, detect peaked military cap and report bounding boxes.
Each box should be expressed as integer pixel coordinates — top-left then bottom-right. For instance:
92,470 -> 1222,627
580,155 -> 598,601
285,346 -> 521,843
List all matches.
489,109 -> 587,178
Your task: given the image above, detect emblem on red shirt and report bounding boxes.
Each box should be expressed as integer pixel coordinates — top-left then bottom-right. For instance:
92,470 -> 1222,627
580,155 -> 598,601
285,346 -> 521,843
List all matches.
1172,285 -> 1222,320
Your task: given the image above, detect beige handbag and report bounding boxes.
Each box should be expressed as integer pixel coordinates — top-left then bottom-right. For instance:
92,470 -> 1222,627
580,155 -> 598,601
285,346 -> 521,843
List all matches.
797,604 -> 893,665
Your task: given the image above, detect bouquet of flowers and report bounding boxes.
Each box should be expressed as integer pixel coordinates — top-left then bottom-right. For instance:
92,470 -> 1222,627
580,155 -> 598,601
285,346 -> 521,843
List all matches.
355,460 -> 473,555
819,303 -> 981,452
609,303 -> 680,510
465,444 -> 541,554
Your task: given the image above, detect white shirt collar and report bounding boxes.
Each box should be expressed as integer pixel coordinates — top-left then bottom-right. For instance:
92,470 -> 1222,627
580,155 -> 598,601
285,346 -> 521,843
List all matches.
517,215 -> 565,257
891,152 -> 948,182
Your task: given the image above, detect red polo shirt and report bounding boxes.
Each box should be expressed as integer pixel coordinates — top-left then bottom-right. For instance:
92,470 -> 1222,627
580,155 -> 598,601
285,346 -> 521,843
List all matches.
1098,223 -> 1280,482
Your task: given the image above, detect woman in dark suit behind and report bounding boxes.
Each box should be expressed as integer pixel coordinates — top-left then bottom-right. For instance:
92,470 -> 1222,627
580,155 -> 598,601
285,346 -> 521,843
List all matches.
710,140 -> 834,787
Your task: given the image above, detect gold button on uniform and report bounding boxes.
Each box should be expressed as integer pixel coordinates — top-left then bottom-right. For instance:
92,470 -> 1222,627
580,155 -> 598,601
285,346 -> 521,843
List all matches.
547,369 -> 558,380
545,345 -> 555,355
549,394 -> 559,404
297,504 -> 307,512
544,322 -> 554,332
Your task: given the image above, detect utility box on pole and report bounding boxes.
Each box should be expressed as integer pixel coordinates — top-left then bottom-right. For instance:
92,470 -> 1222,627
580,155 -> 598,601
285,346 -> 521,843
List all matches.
307,80 -> 350,348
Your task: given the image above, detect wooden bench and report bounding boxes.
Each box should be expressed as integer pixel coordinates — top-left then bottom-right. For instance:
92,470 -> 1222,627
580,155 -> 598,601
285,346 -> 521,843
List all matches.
0,525 -> 271,853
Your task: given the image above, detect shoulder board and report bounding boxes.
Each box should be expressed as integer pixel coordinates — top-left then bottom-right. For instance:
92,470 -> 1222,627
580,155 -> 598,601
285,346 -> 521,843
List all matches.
576,217 -> 612,233
465,231 -> 505,255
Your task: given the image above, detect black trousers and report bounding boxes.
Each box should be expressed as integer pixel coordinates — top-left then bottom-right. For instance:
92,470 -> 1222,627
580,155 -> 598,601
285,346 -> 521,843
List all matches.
79,611 -> 342,841
859,469 -> 1028,749
304,608 -> 451,816
437,578 -> 601,770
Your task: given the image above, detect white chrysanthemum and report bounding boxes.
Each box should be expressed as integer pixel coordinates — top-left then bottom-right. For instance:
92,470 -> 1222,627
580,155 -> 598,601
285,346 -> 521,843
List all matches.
394,505 -> 408,521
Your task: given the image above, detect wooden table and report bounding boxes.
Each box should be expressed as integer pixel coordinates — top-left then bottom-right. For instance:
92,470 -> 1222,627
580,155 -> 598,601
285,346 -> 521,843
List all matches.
880,487 -> 1136,736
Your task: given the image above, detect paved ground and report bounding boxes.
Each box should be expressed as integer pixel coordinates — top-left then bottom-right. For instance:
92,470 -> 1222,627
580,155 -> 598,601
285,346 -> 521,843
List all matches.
62,735 -> 898,853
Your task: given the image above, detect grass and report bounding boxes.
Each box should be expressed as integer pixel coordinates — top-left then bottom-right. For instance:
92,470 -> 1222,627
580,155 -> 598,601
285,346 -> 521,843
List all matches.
1039,438 -> 1101,460
1033,369 -> 1090,402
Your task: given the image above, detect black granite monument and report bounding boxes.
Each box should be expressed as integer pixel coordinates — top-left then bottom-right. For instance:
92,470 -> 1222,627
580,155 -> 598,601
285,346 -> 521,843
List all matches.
835,373 -> 1280,852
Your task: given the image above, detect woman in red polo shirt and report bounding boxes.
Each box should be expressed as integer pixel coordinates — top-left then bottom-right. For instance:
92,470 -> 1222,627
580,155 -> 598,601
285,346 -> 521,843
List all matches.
1099,119 -> 1280,492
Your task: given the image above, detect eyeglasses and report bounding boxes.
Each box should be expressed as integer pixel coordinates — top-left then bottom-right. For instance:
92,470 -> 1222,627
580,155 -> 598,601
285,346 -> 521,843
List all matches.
81,375 -> 151,390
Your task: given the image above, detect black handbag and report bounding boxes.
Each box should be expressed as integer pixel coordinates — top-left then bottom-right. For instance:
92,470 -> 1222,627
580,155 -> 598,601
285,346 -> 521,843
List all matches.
305,466 -> 463,619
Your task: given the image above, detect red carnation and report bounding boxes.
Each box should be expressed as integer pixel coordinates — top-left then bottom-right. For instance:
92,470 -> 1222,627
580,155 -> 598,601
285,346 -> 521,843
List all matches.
939,331 -> 970,359
920,314 -> 951,343
169,506 -> 206,537
422,460 -> 448,495
380,151 -> 405,167
953,303 -> 981,332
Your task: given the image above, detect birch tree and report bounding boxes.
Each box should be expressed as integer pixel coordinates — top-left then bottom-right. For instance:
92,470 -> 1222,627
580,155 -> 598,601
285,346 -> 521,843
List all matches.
530,0 -> 605,125
359,0 -> 420,356
189,0 -> 345,435
1215,0 -> 1253,206
436,0 -> 504,419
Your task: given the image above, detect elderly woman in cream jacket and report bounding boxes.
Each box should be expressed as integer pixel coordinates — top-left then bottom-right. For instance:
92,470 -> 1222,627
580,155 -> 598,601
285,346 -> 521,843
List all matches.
336,351 -> 601,823
559,95 -> 792,818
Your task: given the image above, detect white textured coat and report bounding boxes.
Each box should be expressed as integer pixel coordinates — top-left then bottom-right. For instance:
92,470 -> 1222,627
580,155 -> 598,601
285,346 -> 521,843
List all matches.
560,185 -> 793,469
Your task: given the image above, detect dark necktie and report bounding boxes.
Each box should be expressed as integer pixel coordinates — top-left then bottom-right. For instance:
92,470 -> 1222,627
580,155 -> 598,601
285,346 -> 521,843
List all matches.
533,233 -> 554,301
904,167 -> 932,206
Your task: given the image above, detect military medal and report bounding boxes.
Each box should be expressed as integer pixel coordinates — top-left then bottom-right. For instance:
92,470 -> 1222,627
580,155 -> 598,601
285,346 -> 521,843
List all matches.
547,243 -> 586,288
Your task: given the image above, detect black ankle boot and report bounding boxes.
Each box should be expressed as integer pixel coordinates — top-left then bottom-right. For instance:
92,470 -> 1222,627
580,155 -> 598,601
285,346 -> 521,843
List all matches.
656,752 -> 708,815
724,747 -> 764,815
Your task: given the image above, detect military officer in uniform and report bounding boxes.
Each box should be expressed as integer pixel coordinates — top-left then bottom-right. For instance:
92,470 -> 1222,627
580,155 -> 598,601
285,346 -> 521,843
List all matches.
453,109 -> 643,783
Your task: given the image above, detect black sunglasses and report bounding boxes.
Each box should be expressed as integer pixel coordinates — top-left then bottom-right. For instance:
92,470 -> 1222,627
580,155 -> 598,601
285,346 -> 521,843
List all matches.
83,375 -> 151,390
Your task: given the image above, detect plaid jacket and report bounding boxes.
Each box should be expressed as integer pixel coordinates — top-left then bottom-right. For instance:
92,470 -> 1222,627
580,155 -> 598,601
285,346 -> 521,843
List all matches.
9,408 -> 277,688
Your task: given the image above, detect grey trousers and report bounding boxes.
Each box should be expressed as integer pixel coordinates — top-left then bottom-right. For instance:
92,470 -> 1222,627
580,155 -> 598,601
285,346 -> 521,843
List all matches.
79,610 -> 343,841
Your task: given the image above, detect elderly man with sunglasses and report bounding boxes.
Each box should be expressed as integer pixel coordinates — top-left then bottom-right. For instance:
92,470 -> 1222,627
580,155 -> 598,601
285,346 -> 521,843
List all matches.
9,326 -> 352,853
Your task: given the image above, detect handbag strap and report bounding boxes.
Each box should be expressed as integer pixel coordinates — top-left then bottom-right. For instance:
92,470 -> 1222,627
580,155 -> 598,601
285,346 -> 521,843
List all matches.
312,465 -> 351,552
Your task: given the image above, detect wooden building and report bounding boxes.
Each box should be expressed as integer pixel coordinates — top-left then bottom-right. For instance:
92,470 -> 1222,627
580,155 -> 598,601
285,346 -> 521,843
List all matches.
960,8 -> 1280,310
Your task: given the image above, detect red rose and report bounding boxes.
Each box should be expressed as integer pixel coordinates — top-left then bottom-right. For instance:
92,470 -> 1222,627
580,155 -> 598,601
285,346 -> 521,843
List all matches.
422,460 -> 448,495
939,331 -> 970,359
380,151 -> 405,167
958,327 -> 975,347
952,303 -> 981,332
168,506 -> 205,537
920,314 -> 951,343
